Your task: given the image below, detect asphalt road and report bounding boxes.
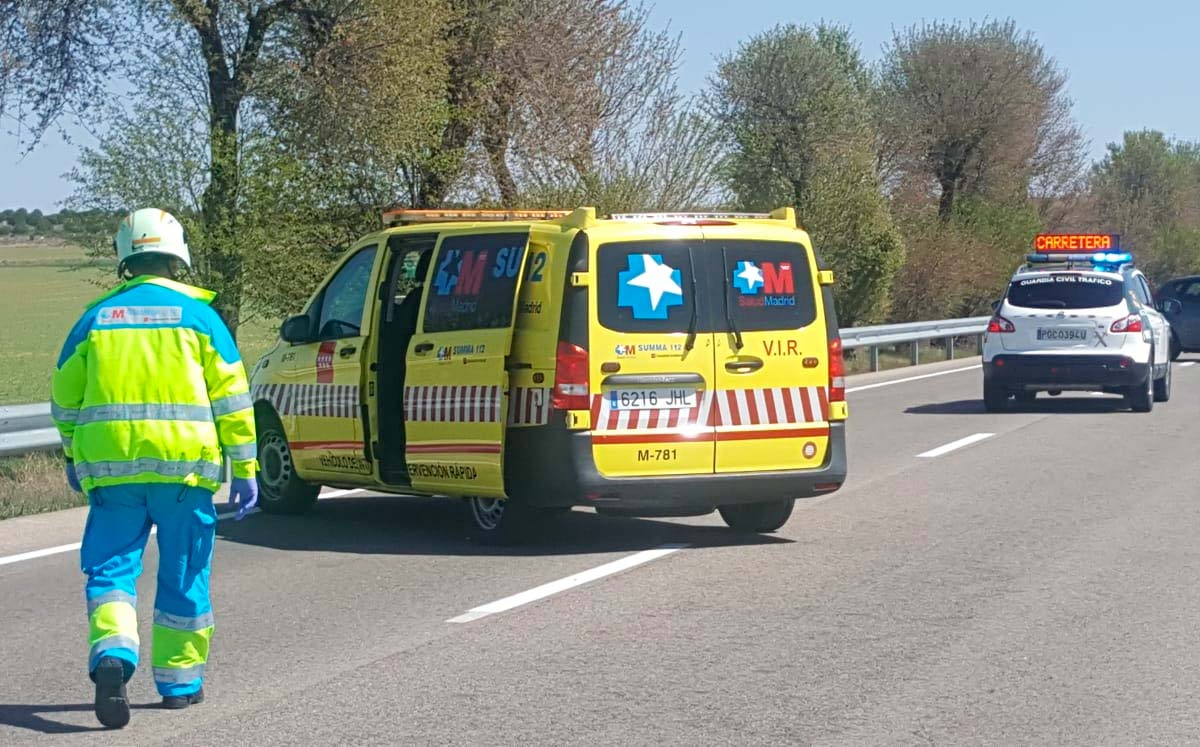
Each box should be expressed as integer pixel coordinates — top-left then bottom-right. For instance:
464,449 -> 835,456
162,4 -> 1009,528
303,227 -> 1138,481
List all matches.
3,356 -> 1200,745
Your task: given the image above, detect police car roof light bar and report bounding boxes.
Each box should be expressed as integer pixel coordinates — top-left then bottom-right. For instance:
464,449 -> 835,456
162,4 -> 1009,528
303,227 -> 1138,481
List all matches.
1022,252 -> 1134,272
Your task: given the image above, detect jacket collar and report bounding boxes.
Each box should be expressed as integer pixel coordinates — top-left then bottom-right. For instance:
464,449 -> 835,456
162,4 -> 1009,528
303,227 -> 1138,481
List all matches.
88,276 -> 217,309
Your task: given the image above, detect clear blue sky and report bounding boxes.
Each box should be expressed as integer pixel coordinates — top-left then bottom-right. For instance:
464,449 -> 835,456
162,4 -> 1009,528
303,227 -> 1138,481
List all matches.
1,0 -> 1196,212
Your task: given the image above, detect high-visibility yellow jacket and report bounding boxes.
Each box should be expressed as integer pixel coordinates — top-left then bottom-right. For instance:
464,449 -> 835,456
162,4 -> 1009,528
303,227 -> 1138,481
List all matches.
51,276 -> 257,493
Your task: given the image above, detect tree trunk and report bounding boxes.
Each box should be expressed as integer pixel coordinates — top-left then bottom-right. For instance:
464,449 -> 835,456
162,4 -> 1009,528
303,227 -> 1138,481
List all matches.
201,75 -> 243,337
482,118 -> 517,208
938,178 -> 956,220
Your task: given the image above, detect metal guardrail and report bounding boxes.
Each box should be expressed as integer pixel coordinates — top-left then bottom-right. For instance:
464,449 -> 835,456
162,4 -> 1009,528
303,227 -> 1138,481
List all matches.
1,316 -> 990,457
840,316 -> 990,371
0,403 -> 60,457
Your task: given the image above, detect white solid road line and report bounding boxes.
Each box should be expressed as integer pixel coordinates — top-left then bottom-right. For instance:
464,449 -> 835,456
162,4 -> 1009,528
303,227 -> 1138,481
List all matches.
846,364 -> 982,394
0,488 -> 365,568
447,544 -> 688,624
916,432 -> 995,459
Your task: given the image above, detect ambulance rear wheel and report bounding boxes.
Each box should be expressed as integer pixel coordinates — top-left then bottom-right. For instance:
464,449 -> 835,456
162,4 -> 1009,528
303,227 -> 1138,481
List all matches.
256,416 -> 319,514
467,497 -> 541,545
718,499 -> 795,533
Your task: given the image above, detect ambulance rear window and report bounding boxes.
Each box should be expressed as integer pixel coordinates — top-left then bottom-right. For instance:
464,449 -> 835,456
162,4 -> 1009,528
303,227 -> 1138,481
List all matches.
1007,274 -> 1125,309
597,241 -> 700,333
722,240 -> 816,332
597,240 -> 817,333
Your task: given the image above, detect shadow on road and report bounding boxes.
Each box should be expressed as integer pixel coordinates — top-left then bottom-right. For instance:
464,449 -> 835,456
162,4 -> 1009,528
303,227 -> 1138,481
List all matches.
217,495 -> 792,558
0,702 -> 161,735
906,396 -> 1129,415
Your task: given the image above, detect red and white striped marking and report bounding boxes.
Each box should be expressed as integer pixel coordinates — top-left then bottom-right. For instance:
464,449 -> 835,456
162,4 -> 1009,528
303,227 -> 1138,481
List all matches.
590,386 -> 828,432
509,387 -> 551,426
252,383 -> 359,420
403,385 -> 503,423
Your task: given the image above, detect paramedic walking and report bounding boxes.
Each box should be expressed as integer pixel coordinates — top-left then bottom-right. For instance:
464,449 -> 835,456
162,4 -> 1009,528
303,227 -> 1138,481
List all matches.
51,209 -> 259,729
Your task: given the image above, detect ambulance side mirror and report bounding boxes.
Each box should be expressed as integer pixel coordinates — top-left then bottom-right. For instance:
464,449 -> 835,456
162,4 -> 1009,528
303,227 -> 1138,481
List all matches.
817,269 -> 835,286
280,315 -> 313,344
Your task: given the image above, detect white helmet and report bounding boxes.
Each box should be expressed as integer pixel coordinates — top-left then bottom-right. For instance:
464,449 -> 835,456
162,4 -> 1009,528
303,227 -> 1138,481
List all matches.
114,208 -> 191,270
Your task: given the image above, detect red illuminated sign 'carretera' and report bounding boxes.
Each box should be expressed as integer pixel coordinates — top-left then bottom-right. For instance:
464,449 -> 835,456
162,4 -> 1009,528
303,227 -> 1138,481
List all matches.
1033,233 -> 1120,252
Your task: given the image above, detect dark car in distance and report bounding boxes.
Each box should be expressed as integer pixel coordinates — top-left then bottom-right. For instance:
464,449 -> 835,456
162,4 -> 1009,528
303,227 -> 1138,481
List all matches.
1155,275 -> 1200,359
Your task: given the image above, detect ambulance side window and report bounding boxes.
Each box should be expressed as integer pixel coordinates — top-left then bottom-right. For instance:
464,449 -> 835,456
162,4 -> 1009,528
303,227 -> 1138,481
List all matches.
316,246 -> 378,340
422,232 -> 528,333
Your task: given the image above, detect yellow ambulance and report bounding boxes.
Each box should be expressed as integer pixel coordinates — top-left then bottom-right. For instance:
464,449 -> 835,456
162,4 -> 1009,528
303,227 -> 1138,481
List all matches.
249,207 -> 848,541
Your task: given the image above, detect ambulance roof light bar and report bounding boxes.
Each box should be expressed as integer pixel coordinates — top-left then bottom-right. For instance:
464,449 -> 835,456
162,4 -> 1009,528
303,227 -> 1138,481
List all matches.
382,208 -> 573,226
608,211 -> 770,221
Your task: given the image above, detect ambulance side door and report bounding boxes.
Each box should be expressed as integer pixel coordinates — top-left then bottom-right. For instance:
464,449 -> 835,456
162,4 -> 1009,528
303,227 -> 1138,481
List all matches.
403,229 -> 530,498
283,240 -> 381,481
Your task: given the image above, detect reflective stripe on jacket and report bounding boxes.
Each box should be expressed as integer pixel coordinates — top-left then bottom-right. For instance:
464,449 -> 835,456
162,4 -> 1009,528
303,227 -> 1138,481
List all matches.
51,276 -> 257,492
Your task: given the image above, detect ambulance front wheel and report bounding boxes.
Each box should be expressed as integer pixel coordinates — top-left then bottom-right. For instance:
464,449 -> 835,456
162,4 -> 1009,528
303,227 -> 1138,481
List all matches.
255,413 -> 320,514
718,498 -> 795,533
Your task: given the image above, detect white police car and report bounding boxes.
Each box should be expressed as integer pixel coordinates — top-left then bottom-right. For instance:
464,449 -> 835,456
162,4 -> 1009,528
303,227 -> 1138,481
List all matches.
982,238 -> 1172,413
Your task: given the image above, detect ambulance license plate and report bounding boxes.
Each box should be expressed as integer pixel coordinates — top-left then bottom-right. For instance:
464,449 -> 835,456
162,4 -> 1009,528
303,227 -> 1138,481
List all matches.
1037,327 -> 1089,341
608,388 -> 697,410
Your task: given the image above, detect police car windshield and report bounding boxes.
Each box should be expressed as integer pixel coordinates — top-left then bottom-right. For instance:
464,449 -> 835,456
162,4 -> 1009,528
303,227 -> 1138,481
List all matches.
1007,273 -> 1125,309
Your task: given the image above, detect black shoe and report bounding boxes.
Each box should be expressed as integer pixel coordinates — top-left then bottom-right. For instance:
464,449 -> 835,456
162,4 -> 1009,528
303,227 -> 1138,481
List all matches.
93,657 -> 131,729
161,688 -> 205,710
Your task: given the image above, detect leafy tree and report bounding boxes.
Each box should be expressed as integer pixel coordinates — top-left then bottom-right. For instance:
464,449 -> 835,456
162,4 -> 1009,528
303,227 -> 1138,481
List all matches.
4,0 -> 452,333
709,24 -> 903,324
1089,131 -> 1200,281
877,20 -> 1086,220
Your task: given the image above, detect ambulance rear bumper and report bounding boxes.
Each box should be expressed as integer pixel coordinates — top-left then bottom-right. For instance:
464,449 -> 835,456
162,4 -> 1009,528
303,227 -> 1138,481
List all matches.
556,423 -> 847,515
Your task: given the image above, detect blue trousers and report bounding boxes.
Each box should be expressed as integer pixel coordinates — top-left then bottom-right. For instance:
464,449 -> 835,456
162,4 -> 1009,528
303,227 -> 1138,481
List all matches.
81,484 -> 217,697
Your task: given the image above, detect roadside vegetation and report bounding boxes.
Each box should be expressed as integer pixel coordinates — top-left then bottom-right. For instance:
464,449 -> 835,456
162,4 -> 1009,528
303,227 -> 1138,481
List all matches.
0,453 -> 87,520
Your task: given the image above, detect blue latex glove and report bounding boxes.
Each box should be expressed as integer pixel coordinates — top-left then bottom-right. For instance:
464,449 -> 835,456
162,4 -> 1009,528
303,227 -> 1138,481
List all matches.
230,477 -> 259,520
65,460 -> 82,493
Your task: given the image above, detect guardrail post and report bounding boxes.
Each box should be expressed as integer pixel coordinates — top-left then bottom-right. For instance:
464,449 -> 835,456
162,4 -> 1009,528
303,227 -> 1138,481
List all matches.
945,335 -> 955,360
910,340 -> 920,366
870,346 -> 880,372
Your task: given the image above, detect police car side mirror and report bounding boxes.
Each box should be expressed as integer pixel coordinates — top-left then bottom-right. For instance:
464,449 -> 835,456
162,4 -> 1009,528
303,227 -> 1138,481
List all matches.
280,315 -> 313,344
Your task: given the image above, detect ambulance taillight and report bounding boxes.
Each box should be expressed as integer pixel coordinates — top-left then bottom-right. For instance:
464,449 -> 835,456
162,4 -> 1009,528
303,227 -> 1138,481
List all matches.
828,337 -> 845,403
552,341 -> 590,410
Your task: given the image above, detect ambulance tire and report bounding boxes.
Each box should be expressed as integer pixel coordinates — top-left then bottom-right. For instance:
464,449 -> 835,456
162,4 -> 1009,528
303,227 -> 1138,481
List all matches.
255,412 -> 320,514
718,499 -> 795,533
467,497 -> 546,545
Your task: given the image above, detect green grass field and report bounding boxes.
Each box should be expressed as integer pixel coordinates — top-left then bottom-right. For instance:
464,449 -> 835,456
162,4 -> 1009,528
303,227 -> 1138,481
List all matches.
0,241 -> 279,404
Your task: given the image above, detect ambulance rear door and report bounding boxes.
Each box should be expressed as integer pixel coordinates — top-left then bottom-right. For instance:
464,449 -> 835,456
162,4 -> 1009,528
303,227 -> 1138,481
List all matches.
707,236 -> 830,473
588,239 -> 717,477
404,229 -> 530,497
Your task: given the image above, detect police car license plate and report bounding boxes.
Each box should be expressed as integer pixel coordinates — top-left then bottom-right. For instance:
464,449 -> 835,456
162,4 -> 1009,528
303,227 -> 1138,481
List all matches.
1037,327 -> 1089,341
608,388 -> 697,411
